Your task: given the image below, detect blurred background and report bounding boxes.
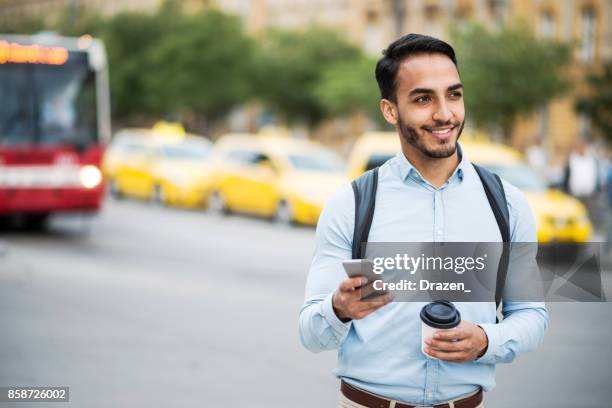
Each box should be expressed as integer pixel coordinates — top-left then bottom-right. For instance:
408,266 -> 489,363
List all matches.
1,0 -> 611,407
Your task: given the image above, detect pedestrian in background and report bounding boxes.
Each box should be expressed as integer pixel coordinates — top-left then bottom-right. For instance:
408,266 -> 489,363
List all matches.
525,140 -> 548,178
562,139 -> 606,230
562,140 -> 599,195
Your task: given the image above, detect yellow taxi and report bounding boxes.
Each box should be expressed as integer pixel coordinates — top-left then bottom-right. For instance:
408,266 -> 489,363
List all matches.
103,125 -> 213,208
208,133 -> 347,225
347,132 -> 593,243
347,131 -> 401,179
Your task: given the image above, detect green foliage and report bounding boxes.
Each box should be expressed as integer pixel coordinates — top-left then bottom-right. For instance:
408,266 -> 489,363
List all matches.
576,64 -> 612,143
95,12 -> 165,119
144,10 -> 254,121
453,23 -> 571,137
54,5 -> 106,37
253,27 -> 362,127
0,16 -> 46,34
315,56 -> 384,126
72,3 -> 254,123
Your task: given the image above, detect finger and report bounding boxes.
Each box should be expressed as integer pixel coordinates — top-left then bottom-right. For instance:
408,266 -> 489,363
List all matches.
433,328 -> 469,341
351,294 -> 394,319
352,303 -> 389,319
355,293 -> 394,310
355,285 -> 390,301
340,276 -> 368,292
425,338 -> 470,352
352,280 -> 380,296
424,347 -> 469,362
339,290 -> 381,309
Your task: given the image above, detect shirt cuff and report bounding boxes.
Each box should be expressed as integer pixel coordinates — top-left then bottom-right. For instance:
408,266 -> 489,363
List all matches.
474,323 -> 500,364
321,292 -> 352,340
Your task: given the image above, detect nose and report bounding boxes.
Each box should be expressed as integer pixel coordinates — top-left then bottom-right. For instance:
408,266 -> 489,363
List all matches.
432,100 -> 453,124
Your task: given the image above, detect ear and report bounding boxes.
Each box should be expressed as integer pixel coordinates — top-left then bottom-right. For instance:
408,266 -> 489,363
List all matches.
380,99 -> 398,126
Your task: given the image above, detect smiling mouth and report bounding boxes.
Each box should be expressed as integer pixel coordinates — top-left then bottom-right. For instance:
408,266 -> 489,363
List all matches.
424,126 -> 455,138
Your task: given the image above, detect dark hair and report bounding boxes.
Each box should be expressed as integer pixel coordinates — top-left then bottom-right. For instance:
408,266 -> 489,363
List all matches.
375,33 -> 458,101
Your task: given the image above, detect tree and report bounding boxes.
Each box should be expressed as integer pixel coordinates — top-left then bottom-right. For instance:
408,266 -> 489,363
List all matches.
0,16 -> 45,34
315,56 -> 385,126
144,10 -> 254,124
55,5 -> 106,37
576,63 -> 612,143
93,11 -> 166,120
453,23 -> 571,139
253,27 -> 362,127
73,1 -> 253,128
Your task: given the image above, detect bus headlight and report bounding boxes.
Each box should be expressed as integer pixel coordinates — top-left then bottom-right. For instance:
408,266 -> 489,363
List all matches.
79,165 -> 102,189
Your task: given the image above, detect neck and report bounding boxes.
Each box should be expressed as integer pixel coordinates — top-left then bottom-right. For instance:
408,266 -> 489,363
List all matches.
400,142 -> 460,188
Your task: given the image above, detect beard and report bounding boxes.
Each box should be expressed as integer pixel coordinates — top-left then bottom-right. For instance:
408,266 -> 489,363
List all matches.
398,116 -> 464,159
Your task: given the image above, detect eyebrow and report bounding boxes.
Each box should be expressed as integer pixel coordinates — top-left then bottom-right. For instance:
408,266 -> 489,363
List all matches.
408,83 -> 464,97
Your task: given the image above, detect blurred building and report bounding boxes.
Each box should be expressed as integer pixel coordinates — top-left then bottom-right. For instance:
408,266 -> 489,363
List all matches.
0,0 -> 164,25
505,0 -> 611,156
1,0 -> 610,153
215,0 -> 612,154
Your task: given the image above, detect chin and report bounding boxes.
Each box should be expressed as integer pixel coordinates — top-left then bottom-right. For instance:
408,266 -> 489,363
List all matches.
425,139 -> 458,158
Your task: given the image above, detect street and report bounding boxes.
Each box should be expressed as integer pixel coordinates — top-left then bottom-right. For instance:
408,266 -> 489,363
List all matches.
1,198 -> 611,407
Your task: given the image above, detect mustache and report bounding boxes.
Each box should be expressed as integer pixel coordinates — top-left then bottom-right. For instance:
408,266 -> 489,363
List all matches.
421,120 -> 462,130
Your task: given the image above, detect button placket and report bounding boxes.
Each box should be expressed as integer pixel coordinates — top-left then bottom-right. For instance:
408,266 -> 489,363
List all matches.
424,361 -> 439,406
433,190 -> 444,242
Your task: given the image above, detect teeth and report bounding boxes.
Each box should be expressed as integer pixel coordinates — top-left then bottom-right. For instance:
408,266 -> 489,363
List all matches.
430,128 -> 452,134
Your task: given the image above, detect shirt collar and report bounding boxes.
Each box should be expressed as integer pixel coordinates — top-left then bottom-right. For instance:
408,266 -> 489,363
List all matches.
396,143 -> 469,186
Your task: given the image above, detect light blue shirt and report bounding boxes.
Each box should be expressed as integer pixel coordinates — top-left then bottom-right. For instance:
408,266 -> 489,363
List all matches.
299,146 -> 548,405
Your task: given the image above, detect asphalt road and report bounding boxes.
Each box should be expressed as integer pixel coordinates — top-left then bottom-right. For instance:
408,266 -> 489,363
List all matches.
1,198 -> 611,408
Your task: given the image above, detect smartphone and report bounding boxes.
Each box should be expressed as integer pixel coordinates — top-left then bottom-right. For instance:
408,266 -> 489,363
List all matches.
342,259 -> 378,281
342,259 -> 387,300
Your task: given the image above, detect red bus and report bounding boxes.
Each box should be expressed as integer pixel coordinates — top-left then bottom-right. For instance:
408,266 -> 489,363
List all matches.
0,33 -> 111,227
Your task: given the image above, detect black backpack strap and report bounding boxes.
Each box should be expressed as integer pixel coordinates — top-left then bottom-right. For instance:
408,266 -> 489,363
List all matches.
351,167 -> 379,259
473,163 -> 511,319
351,164 -> 510,321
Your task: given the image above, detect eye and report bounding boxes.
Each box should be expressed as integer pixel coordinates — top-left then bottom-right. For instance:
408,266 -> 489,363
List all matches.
449,91 -> 463,99
415,95 -> 431,104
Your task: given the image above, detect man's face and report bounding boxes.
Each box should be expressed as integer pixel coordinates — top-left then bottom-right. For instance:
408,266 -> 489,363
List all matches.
382,53 -> 465,159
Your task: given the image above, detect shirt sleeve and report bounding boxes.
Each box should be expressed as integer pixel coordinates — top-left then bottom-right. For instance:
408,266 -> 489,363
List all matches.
476,181 -> 549,364
298,185 -> 355,353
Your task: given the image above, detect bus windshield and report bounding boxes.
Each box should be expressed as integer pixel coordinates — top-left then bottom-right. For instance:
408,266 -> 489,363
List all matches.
0,51 -> 98,148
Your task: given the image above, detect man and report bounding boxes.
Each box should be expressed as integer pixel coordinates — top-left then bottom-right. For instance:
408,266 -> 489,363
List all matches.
563,139 -> 599,199
299,34 -> 548,408
562,139 -> 604,230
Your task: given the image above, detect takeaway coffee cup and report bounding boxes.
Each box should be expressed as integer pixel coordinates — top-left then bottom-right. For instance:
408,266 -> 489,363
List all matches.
420,300 -> 461,358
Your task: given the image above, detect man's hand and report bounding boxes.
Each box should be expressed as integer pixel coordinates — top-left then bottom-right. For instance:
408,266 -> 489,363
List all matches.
423,321 -> 488,362
332,277 -> 393,322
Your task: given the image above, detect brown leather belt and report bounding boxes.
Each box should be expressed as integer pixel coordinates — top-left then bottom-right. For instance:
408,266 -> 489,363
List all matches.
341,381 -> 483,408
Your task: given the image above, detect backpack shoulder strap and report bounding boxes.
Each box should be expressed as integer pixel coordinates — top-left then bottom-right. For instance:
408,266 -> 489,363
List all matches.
351,167 -> 379,259
351,164 -> 511,318
472,163 -> 511,318
472,163 -> 511,242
